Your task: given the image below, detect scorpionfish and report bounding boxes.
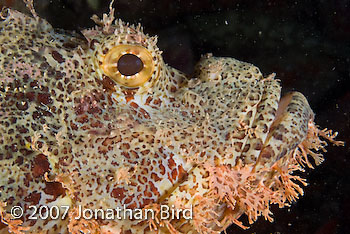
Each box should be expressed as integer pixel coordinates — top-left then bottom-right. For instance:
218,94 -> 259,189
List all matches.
0,2 -> 343,234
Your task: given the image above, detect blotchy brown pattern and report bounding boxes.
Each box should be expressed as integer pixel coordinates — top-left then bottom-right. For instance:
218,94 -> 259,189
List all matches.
0,4 -> 343,234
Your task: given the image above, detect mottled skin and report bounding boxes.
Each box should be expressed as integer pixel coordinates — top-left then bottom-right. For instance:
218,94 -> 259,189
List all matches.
0,6 -> 342,234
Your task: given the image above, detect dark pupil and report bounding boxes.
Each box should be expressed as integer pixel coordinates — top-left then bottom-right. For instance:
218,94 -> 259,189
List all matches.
117,54 -> 144,76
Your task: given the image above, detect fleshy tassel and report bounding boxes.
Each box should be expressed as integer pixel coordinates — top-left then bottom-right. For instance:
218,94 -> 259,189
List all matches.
0,202 -> 30,234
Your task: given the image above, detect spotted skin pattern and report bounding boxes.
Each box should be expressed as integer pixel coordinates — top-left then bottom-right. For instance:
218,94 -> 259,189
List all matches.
0,6 -> 342,234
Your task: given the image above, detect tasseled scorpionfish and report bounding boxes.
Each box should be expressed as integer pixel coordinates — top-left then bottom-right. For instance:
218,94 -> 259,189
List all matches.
0,2 -> 343,234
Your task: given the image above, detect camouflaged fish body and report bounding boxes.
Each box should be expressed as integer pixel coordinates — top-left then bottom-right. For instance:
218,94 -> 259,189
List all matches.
0,7 -> 342,234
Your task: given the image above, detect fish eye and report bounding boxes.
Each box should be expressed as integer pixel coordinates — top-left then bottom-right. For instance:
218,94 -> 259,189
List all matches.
101,44 -> 154,88
117,54 -> 143,76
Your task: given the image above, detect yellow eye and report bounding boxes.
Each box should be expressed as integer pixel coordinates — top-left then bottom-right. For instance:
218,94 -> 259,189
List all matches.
101,45 -> 154,88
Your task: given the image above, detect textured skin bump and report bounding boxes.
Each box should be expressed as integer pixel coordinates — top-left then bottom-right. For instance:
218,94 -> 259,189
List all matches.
0,7 -> 342,234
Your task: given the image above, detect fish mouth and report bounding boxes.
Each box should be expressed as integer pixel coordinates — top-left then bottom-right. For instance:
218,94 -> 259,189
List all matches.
253,91 -> 315,171
150,91 -> 320,233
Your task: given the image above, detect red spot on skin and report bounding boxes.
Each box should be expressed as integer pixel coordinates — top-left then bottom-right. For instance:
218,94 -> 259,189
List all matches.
121,152 -> 131,159
76,114 -> 89,123
16,101 -> 28,111
75,94 -> 102,115
102,138 -> 114,146
24,192 -> 41,205
37,93 -> 52,105
125,96 -> 134,103
29,81 -> 39,88
259,146 -> 273,160
130,102 -> 139,109
44,182 -> 66,202
144,185 -> 152,197
177,166 -> 187,181
123,89 -> 136,103
242,144 -> 250,153
126,202 -> 137,209
70,122 -> 78,130
111,187 -> 127,200
153,98 -> 162,106
142,198 -> 153,206
91,120 -> 103,128
31,154 -> 50,178
254,141 -> 263,150
139,108 -> 150,119
124,195 -> 135,207
149,181 -> 160,196
145,96 -> 152,105
23,173 -> 32,187
14,156 -> 24,166
25,91 -> 36,101
17,126 -> 28,134
51,50 -> 65,63
100,75 -> 116,92
168,157 -> 176,170
151,172 -> 161,182
273,131 -> 283,141
159,164 -> 166,175
171,169 -> 178,180
168,172 -> 174,183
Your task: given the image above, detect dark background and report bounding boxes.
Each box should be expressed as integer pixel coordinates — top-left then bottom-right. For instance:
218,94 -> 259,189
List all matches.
1,0 -> 349,233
